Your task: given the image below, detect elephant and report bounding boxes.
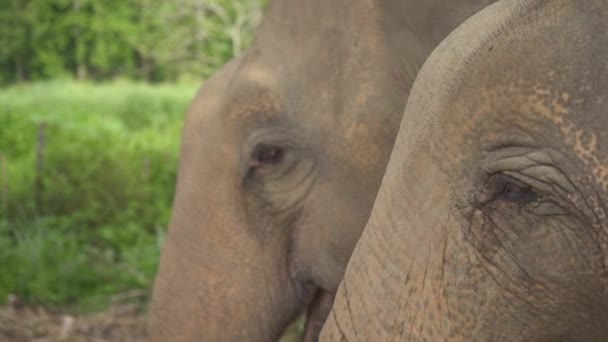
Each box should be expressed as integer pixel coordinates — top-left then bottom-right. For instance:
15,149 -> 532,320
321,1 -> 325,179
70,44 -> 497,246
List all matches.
321,0 -> 608,340
148,0 -> 496,341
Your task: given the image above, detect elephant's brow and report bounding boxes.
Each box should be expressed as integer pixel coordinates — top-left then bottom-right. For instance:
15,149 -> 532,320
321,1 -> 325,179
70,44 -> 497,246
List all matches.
226,93 -> 284,124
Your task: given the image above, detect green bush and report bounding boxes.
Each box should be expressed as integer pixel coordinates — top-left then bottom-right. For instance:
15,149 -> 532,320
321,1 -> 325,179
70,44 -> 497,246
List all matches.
0,0 -> 267,84
0,81 -> 197,312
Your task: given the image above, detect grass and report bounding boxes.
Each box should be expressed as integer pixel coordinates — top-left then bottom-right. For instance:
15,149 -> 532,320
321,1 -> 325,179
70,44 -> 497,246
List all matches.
0,80 -> 198,313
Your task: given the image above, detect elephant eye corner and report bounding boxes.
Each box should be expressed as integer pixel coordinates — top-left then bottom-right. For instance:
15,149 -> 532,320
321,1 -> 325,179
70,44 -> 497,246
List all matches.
251,143 -> 284,166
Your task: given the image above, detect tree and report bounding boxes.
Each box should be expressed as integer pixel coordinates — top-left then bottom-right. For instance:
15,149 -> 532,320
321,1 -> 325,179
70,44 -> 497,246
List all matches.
0,0 -> 267,85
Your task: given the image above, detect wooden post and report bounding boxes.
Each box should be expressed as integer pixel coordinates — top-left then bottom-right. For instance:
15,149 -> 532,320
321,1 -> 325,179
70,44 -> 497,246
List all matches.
35,122 -> 46,215
143,156 -> 150,183
1,153 -> 7,219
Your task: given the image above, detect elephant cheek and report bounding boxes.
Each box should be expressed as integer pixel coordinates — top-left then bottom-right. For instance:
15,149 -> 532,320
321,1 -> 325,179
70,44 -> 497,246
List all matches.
321,153 -> 457,340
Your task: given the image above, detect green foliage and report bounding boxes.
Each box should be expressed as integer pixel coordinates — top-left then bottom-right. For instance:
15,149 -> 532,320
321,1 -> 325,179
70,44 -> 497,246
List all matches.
0,0 -> 266,316
0,81 -> 197,312
0,0 -> 267,84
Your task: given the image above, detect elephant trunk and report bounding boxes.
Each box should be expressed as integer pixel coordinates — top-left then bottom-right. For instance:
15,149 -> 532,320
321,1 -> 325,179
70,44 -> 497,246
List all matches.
149,153 -> 307,341
149,208 -> 307,341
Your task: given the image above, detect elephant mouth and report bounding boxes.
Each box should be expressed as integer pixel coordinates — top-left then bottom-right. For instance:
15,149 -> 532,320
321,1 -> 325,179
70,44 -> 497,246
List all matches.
302,289 -> 335,342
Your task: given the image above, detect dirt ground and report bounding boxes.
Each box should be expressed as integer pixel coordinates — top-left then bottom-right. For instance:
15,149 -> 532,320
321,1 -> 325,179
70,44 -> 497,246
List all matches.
0,294 -> 304,342
0,295 -> 148,342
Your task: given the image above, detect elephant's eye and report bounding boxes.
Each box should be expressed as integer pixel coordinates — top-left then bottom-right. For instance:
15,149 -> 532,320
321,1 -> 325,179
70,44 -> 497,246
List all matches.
243,143 -> 287,183
252,144 -> 284,166
489,174 -> 538,204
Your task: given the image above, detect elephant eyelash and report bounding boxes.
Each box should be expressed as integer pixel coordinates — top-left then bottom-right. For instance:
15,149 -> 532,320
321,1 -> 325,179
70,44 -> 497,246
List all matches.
487,174 -> 538,205
243,143 -> 286,184
251,143 -> 285,168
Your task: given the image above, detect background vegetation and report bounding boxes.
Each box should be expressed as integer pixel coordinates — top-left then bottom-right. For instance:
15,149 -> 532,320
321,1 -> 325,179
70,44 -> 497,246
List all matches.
0,0 -> 264,84
0,0 -> 266,313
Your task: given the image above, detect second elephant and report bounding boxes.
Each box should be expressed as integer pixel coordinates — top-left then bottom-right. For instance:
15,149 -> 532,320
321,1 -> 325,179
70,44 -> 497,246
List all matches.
149,0 -> 497,341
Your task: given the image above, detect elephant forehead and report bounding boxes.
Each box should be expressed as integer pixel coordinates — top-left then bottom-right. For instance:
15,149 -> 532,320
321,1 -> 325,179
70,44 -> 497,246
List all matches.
330,120 -> 391,174
442,78 -> 608,192
224,90 -> 284,125
459,68 -> 594,127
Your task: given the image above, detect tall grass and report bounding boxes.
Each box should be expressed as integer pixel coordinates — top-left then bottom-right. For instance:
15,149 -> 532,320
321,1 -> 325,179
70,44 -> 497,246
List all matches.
0,81 -> 197,312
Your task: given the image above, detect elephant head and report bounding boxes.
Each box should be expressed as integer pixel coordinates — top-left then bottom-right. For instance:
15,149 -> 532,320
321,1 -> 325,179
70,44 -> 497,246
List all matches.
148,0 -> 495,340
322,0 -> 608,340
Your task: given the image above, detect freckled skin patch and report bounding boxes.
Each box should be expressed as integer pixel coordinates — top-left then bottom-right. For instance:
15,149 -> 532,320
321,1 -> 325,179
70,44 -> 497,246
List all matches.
226,91 -> 283,124
460,81 -> 608,192
322,0 -> 608,341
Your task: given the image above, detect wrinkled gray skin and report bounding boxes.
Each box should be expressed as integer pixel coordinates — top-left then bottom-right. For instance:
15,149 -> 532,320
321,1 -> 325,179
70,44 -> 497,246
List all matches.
148,0 -> 495,341
322,0 -> 608,340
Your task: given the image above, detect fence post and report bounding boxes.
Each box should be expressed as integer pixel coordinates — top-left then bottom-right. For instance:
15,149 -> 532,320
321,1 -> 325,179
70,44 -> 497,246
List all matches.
1,153 -> 7,219
35,122 -> 46,215
143,156 -> 151,183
